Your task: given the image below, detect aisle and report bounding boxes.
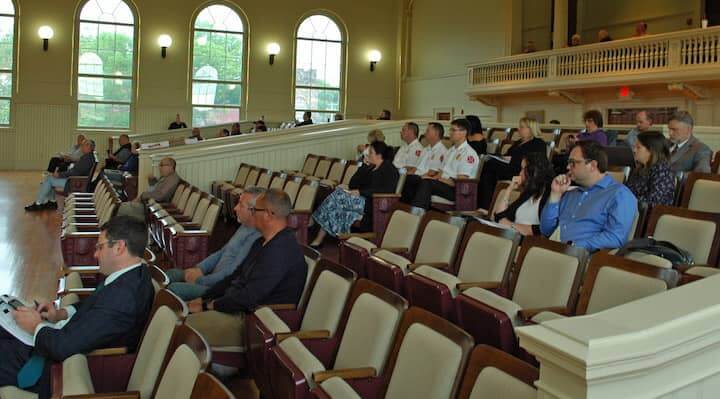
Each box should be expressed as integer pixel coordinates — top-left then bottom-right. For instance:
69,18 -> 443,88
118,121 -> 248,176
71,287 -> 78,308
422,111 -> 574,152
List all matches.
0,171 -> 63,302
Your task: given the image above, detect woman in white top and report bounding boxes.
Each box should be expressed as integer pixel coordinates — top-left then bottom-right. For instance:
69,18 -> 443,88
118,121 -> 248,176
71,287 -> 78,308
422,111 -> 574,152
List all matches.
492,152 -> 555,236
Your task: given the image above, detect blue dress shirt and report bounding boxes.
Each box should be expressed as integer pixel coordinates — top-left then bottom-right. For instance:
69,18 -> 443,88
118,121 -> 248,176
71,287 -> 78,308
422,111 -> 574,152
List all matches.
196,225 -> 262,287
540,174 -> 637,252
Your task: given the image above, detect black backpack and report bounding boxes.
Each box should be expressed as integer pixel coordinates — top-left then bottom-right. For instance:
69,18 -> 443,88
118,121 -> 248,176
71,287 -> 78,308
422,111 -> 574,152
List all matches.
615,238 -> 693,267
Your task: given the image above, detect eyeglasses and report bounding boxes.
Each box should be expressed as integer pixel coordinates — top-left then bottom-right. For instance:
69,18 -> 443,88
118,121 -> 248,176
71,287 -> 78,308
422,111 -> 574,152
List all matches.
250,207 -> 273,215
567,158 -> 591,167
95,240 -> 114,250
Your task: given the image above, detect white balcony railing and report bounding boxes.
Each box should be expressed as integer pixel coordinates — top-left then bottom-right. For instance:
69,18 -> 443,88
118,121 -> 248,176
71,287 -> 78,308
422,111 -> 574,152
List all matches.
467,26 -> 720,95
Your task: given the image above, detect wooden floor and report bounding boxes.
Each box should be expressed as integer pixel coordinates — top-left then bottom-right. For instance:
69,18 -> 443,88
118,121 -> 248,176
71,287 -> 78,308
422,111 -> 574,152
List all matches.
1,171 -> 259,398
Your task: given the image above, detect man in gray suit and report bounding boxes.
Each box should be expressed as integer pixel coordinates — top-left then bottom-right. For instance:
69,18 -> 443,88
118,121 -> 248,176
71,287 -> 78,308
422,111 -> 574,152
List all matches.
668,111 -> 712,174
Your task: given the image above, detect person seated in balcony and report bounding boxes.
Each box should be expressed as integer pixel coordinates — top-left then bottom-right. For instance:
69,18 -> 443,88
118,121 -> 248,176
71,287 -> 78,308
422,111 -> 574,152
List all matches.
522,40 -> 537,53
392,122 -> 424,171
47,134 -> 85,173
296,111 -> 314,127
253,120 -> 268,132
477,117 -> 547,209
165,187 -> 264,300
217,128 -> 230,138
188,128 -> 204,141
310,141 -> 399,248
105,134 -> 132,169
667,111 -> 712,174
410,118 -> 480,213
626,131 -> 675,206
334,113 -> 344,121
568,34 -> 582,47
634,22 -> 648,37
230,122 -> 242,136
357,129 -> 386,162
26,139 -> 96,211
598,29 -> 612,42
377,109 -> 392,120
492,152 -> 555,236
466,115 -> 487,156
400,122 -> 447,204
185,189 -> 307,348
541,141 -> 637,252
168,113 -> 187,130
624,110 -> 653,148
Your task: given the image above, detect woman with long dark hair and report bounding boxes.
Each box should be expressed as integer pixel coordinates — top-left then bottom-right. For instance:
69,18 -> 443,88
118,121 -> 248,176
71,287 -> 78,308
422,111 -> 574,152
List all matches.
625,131 -> 675,206
492,152 -> 555,236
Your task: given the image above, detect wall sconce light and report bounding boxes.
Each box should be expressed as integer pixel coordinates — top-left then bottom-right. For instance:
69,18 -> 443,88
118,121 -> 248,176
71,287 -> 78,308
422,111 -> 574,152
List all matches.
38,26 -> 54,51
157,34 -> 172,58
368,50 -> 382,72
267,42 -> 280,65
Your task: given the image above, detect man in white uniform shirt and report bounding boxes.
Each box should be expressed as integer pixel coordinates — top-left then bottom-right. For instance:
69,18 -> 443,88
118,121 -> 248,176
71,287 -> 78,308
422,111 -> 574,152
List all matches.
410,119 -> 479,212
392,122 -> 424,171
401,122 -> 447,203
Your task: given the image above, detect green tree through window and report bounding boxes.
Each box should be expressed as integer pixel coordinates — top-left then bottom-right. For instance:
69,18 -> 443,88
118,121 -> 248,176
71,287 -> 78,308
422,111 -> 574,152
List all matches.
0,0 -> 15,125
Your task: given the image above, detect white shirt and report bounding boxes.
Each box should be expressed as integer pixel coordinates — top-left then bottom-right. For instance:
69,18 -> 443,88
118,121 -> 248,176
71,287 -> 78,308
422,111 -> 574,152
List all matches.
671,138 -> 690,153
440,141 -> 480,180
392,139 -> 424,169
416,141 -> 448,175
33,262 -> 145,344
514,197 -> 541,225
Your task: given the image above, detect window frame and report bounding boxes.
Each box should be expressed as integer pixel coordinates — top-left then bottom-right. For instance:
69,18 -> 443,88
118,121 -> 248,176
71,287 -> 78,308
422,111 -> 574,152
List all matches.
189,2 -> 248,127
73,0 -> 138,131
0,0 -> 17,127
292,12 -> 347,123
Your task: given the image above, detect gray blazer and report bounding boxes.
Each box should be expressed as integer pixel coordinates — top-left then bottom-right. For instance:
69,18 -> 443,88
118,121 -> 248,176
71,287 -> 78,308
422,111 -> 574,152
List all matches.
670,135 -> 712,174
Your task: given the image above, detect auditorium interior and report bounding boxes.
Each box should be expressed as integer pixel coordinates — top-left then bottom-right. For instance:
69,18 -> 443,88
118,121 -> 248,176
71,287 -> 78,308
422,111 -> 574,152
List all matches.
1,0 -> 720,397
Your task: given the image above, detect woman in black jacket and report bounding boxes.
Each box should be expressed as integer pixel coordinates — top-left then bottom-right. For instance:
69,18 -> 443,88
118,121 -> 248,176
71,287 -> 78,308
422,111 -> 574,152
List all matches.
310,141 -> 399,248
492,152 -> 554,236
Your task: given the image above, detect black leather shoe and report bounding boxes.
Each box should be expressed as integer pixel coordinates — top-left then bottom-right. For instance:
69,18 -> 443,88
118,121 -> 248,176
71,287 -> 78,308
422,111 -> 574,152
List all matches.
24,203 -> 44,211
45,201 -> 58,210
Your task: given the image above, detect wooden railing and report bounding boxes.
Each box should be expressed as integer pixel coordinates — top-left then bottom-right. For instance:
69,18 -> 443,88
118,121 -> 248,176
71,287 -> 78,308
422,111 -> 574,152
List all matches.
467,26 -> 720,95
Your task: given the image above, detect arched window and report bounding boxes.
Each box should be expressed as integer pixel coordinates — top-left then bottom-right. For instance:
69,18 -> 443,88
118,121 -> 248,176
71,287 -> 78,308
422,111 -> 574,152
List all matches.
294,14 -> 343,124
0,0 -> 15,126
191,4 -> 245,127
76,0 -> 135,129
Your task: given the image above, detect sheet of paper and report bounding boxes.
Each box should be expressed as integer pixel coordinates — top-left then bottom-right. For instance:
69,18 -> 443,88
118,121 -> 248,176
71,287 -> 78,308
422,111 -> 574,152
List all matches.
0,295 -> 34,346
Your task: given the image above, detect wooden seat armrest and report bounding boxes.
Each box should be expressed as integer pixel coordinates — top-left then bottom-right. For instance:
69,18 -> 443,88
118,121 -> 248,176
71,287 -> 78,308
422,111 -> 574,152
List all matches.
518,307 -> 570,322
60,288 -> 96,297
179,223 -> 202,230
449,210 -> 488,218
313,367 -> 377,383
276,330 -> 330,343
61,265 -> 100,275
338,232 -> 376,241
263,304 -> 296,311
63,391 -> 140,399
408,262 -> 449,272
674,263 -> 700,273
457,281 -> 501,291
370,247 -> 408,255
177,230 -> 209,236
172,215 -> 192,223
372,193 -> 401,198
88,347 -> 128,356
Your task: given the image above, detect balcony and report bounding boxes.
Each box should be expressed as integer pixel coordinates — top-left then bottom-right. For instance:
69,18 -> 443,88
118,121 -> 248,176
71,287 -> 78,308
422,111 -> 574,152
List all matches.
466,26 -> 720,102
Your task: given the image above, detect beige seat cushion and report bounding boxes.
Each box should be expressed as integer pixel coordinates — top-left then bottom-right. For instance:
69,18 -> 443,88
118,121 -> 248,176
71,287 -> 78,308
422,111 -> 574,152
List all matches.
345,237 -> 377,252
414,220 -> 462,264
300,271 -> 353,333
278,337 -> 326,389
686,266 -> 720,277
456,232 -> 513,284
585,266 -> 668,314
254,307 -> 291,334
62,354 -> 95,396
463,287 -> 523,327
373,250 -> 412,274
512,247 -> 579,309
469,366 -> 536,399
688,179 -> 720,213
430,195 -> 454,205
153,345 -> 201,399
0,387 -> 37,399
530,311 -> 566,323
654,215 -> 716,264
320,377 -> 361,399
412,266 -> 461,298
381,211 -> 421,249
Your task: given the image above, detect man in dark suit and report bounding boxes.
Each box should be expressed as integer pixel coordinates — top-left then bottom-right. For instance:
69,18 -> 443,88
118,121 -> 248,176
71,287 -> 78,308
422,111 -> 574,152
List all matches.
0,216 -> 154,398
185,188 -> 308,347
668,111 -> 712,174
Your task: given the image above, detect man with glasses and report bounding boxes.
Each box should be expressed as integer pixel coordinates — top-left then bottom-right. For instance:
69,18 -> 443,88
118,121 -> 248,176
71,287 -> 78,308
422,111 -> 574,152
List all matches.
164,187 -> 264,300
185,189 -> 307,349
118,157 -> 180,221
1,216 -> 154,397
540,141 -> 637,252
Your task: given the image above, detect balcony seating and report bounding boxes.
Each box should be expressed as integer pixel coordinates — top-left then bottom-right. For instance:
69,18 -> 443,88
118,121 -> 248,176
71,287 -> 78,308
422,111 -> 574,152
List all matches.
455,237 -> 588,355
365,210 -> 464,294
405,222 -> 522,321
679,172 -> 720,213
338,203 -> 422,278
212,163 -> 250,198
456,345 -> 538,399
244,260 -> 356,397
287,180 -> 319,245
644,205 -> 720,266
530,251 -> 679,323
268,279 -> 408,399
310,307 -> 474,399
164,197 -> 222,269
50,289 -> 188,398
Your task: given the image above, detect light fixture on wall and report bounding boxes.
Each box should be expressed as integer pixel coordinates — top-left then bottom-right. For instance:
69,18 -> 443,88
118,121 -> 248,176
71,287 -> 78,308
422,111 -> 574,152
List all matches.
158,34 -> 172,58
38,26 -> 54,51
267,42 -> 280,65
368,50 -> 382,72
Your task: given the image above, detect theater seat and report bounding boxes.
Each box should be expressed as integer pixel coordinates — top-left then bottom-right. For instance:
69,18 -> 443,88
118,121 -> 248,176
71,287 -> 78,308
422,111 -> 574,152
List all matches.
223,167 -> 263,218
338,203 -> 421,277
310,307 -> 474,399
268,279 -> 407,399
287,181 -> 319,245
455,237 -> 588,355
366,210 -> 464,294
680,172 -> 720,213
456,345 -> 538,399
645,205 -> 720,266
405,222 -> 521,320
165,198 -> 222,269
212,163 -> 250,199
430,157 -> 485,212
242,260 -> 356,397
189,372 -> 234,399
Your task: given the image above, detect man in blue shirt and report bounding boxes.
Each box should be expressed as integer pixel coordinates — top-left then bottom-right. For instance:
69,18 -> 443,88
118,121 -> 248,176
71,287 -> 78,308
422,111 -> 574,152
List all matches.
165,186 -> 265,300
541,141 -> 637,252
